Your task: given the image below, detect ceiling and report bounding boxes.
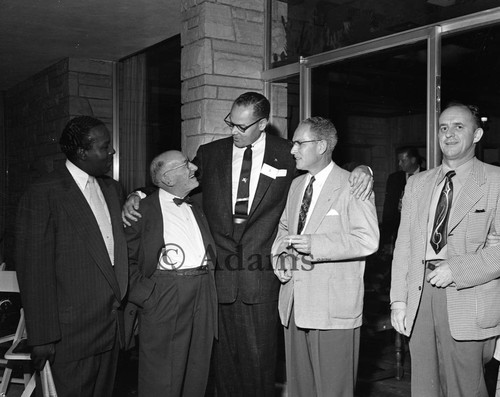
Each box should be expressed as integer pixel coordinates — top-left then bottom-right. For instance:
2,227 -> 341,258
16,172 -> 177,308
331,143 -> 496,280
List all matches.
0,0 -> 181,92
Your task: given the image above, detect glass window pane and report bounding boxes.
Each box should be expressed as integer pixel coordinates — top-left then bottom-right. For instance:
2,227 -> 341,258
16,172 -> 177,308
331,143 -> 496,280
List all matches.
310,41 -> 428,225
441,23 -> 500,165
271,0 -> 498,68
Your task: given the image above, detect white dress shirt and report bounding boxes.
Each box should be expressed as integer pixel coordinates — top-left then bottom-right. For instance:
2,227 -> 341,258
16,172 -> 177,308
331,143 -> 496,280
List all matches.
300,161 -> 334,233
231,132 -> 266,214
66,159 -> 111,223
158,189 -> 207,270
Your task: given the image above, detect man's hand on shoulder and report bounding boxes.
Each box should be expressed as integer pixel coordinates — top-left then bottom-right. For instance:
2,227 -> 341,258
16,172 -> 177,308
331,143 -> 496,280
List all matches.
122,192 -> 143,227
349,165 -> 373,200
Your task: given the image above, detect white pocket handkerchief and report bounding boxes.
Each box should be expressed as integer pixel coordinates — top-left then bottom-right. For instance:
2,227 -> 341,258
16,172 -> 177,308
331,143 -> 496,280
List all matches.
326,209 -> 339,216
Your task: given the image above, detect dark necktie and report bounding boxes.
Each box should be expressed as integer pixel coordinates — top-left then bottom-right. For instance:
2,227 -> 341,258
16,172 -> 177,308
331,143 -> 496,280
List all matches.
173,196 -> 192,206
234,145 -> 252,223
430,170 -> 456,254
297,176 -> 315,234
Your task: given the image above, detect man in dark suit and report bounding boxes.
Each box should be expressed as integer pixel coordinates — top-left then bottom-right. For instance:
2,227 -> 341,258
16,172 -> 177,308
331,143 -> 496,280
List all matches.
123,92 -> 373,396
125,150 -> 217,397
381,146 -> 423,249
15,116 -> 128,397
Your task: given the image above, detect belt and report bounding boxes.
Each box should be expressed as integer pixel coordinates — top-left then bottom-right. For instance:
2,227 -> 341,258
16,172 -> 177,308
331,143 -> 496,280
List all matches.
158,265 -> 208,276
424,259 -> 442,270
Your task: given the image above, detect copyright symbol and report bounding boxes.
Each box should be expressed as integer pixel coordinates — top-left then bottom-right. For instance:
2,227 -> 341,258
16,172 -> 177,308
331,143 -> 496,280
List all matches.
158,243 -> 185,270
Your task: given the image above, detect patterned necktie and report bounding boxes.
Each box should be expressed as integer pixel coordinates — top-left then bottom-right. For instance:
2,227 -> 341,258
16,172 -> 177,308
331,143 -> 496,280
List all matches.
234,145 -> 252,222
430,170 -> 456,254
297,176 -> 315,234
86,176 -> 114,265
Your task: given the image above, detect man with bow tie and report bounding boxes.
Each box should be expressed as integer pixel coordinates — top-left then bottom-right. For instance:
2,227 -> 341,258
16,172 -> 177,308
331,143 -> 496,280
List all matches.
124,150 -> 217,397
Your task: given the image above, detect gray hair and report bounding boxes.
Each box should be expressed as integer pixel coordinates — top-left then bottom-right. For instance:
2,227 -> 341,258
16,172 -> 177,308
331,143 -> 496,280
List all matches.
299,116 -> 338,153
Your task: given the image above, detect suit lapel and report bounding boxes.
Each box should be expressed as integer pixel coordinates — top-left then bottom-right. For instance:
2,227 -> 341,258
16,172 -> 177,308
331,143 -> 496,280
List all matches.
290,176 -> 306,234
448,158 -> 485,233
58,168 -> 121,301
218,139 -> 234,223
417,169 -> 439,240
248,137 -> 276,218
144,191 -> 164,262
98,178 -> 127,300
191,203 -> 217,269
304,165 -> 341,234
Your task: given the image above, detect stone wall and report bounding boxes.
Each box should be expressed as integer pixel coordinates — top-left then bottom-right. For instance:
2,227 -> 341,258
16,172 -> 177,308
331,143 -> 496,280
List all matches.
3,57 -> 113,262
180,0 -> 266,160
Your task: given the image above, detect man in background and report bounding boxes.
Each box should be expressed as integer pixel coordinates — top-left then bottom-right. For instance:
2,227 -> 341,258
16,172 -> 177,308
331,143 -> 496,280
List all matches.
15,116 -> 128,396
381,146 -> 423,250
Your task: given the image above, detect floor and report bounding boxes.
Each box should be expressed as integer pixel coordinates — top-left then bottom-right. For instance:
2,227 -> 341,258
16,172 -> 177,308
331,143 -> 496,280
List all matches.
2,331 -> 499,397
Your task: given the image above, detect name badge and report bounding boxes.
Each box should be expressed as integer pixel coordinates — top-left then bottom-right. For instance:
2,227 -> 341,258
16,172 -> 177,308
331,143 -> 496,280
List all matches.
261,163 -> 278,179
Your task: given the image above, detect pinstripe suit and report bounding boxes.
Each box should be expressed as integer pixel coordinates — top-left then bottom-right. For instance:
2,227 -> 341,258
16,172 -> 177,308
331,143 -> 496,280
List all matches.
15,166 -> 128,396
391,157 -> 500,396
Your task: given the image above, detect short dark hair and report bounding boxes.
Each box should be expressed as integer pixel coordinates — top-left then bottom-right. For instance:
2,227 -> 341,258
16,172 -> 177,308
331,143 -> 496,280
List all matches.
397,146 -> 421,162
300,116 -> 338,153
233,92 -> 270,119
59,116 -> 105,159
443,101 -> 482,130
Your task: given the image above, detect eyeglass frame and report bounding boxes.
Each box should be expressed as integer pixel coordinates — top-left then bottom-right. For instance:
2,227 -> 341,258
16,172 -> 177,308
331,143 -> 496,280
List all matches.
291,139 -> 322,147
162,159 -> 190,176
224,113 -> 265,133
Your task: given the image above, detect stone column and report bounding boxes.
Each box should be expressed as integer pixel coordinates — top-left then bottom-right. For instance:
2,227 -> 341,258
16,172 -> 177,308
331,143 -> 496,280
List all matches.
180,0 -> 266,159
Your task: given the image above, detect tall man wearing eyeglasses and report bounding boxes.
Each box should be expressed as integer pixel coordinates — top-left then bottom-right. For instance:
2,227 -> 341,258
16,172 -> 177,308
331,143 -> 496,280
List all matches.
390,103 -> 500,396
123,92 -> 373,396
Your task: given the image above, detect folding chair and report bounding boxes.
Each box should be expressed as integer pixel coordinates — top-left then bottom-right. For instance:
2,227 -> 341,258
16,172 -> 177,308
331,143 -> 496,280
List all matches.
0,271 -> 32,397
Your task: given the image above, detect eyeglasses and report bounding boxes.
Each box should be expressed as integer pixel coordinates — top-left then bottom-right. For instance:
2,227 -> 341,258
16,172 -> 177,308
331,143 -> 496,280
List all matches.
224,113 -> 265,133
163,159 -> 190,176
291,139 -> 322,147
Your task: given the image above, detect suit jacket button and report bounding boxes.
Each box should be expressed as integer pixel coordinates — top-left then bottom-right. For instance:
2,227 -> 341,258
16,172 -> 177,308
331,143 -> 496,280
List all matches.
418,286 -> 421,291
129,310 -> 136,315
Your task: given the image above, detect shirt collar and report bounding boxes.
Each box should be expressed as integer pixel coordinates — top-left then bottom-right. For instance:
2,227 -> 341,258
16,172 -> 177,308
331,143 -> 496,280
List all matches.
437,157 -> 474,184
307,161 -> 334,185
159,188 -> 184,203
233,132 -> 266,151
66,159 -> 90,191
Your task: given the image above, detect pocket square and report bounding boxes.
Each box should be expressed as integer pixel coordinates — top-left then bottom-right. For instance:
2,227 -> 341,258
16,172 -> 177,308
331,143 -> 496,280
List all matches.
326,209 -> 339,216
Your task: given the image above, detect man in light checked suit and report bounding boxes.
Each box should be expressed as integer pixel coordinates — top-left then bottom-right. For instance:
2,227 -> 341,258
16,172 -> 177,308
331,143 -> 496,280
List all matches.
390,102 -> 500,396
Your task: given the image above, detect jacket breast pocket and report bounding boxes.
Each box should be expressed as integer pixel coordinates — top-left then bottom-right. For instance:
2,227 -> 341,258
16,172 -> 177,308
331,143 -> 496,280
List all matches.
466,210 -> 493,244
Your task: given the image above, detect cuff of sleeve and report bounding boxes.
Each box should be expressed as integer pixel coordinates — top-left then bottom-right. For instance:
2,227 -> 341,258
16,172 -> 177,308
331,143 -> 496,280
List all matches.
127,191 -> 146,200
390,301 -> 406,310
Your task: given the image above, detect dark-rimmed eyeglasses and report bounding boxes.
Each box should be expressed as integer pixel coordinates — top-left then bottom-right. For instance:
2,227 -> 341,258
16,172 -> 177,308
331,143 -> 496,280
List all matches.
163,159 -> 190,176
224,113 -> 265,133
291,139 -> 322,147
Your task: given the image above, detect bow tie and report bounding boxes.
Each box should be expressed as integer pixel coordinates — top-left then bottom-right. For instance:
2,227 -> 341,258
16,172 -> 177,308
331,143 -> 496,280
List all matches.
173,196 -> 192,206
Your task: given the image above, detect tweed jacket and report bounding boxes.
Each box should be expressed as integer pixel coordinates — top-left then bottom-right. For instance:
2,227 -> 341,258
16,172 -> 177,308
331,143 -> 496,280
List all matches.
391,157 -> 500,340
272,163 -> 379,330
